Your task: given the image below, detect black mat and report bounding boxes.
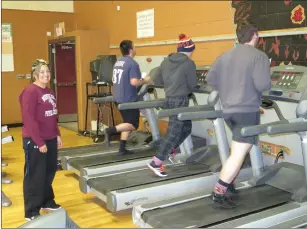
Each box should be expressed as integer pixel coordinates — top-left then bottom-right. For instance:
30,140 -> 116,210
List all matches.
69,147 -> 157,170
88,163 -> 210,195
142,185 -> 291,228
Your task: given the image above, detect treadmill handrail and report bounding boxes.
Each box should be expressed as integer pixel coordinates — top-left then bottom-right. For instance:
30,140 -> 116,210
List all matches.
118,99 -> 165,110
138,84 -> 150,97
149,84 -> 164,89
93,96 -> 114,104
240,120 -> 289,137
157,105 -> 214,118
272,101 -> 287,121
177,110 -> 223,121
267,119 -> 307,135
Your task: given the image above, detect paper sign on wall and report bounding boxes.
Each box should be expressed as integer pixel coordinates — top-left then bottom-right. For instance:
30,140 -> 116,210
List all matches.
2,23 -> 14,72
136,9 -> 154,38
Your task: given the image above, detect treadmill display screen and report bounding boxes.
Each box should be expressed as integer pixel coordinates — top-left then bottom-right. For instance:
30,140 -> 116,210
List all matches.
196,70 -> 209,84
271,71 -> 303,89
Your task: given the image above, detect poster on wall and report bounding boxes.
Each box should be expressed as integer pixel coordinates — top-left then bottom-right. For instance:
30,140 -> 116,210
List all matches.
2,23 -> 14,72
54,21 -> 65,37
136,9 -> 154,38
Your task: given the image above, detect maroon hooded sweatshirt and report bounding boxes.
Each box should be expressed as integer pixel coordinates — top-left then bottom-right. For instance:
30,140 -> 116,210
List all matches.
19,84 -> 61,147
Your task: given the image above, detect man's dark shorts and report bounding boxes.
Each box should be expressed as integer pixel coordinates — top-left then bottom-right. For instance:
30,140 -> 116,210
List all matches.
223,111 -> 260,145
118,107 -> 140,130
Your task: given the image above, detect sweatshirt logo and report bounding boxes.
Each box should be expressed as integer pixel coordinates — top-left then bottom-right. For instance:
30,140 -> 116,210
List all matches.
42,94 -> 57,117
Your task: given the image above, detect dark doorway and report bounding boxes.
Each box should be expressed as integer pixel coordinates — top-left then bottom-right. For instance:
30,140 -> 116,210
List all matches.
49,41 -> 78,128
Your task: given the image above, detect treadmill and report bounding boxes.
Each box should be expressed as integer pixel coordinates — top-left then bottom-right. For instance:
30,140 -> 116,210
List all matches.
62,67 -> 210,177
132,65 -> 307,228
61,83 -> 205,176
78,87 -> 252,212
57,65 -> 153,162
60,84 -> 161,175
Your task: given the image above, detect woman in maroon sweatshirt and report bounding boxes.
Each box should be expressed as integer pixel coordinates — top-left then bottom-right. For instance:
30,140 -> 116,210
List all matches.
19,59 -> 63,221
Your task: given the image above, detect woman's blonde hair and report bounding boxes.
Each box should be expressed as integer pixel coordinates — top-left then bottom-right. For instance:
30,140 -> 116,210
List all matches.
31,59 -> 49,82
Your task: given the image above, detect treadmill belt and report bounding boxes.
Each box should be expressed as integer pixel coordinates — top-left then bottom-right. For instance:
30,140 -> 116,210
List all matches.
88,164 -> 210,195
59,144 -> 117,157
142,185 -> 292,228
69,147 -> 156,170
59,144 -> 102,153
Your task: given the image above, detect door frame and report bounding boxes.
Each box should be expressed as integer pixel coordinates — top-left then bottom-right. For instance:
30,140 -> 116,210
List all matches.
47,37 -> 79,125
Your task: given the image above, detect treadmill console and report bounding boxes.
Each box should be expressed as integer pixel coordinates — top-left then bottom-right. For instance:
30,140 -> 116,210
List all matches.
196,65 -> 211,93
271,71 -> 303,90
262,65 -> 307,103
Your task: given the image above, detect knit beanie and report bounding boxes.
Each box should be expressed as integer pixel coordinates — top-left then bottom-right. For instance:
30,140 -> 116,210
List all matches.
177,34 -> 195,53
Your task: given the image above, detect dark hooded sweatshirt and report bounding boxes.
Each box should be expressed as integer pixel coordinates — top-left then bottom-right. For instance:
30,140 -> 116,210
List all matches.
151,53 -> 198,97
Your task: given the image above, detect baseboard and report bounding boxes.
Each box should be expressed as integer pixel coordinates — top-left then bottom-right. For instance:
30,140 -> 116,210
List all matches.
3,123 -> 23,128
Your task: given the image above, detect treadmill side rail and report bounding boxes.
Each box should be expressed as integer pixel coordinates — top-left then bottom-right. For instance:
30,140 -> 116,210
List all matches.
106,173 -> 219,212
79,176 -> 90,193
210,202 -> 307,228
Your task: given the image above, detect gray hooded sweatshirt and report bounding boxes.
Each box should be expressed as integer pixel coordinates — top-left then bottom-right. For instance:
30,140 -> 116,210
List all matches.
207,44 -> 271,113
151,53 -> 198,97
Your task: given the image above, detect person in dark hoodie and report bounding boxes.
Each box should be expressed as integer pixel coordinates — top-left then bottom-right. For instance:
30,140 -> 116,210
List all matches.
207,22 -> 271,208
147,34 -> 198,177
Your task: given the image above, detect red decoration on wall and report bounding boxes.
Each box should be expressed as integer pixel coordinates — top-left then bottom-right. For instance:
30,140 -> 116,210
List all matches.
293,8 -> 303,22
285,45 -> 290,59
291,5 -> 306,24
235,2 -> 251,22
292,49 -> 300,61
233,0 -> 248,5
284,0 -> 292,6
257,38 -> 266,51
269,37 -> 280,57
146,57 -> 152,63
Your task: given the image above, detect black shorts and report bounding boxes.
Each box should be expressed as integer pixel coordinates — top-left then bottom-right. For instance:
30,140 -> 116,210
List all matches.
118,108 -> 140,130
224,111 -> 260,145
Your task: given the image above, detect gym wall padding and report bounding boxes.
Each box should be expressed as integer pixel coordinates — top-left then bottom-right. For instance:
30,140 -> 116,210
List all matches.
2,9 -> 75,124
73,1 -> 236,66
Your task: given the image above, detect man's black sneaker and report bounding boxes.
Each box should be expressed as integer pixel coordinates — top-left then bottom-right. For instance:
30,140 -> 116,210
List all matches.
41,203 -> 61,211
227,183 -> 239,195
147,161 -> 168,177
25,214 -> 40,221
211,192 -> 237,209
228,184 -> 238,194
226,184 -> 239,200
118,149 -> 134,155
104,129 -> 111,147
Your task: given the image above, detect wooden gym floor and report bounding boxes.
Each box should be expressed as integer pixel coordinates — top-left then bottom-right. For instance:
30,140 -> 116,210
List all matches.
1,127 -> 136,228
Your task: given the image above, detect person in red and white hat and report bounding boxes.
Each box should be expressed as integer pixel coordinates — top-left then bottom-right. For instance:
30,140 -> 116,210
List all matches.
147,34 -> 198,177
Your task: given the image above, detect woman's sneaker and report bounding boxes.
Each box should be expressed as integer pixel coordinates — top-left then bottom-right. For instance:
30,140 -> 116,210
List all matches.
41,203 -> 61,211
25,214 -> 40,221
